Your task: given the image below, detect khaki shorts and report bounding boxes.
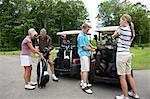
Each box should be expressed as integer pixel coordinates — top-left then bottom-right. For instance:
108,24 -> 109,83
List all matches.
116,52 -> 132,75
80,56 -> 90,72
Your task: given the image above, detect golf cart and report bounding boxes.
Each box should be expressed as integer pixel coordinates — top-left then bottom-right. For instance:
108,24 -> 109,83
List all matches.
54,30 -> 81,77
89,26 -> 133,84
54,30 -> 98,78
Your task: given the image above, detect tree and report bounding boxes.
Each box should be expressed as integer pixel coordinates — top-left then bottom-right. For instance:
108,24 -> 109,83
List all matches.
97,0 -> 150,44
0,0 -> 88,51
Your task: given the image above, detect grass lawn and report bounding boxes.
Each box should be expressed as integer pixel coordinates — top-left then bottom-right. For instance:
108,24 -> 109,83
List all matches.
0,48 -> 149,70
130,48 -> 150,70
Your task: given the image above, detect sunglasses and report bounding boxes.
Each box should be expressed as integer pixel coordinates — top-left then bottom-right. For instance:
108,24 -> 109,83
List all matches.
34,34 -> 38,37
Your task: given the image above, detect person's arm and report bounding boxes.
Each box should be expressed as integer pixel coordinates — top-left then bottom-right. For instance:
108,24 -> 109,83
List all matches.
82,46 -> 95,52
35,46 -> 39,57
89,43 -> 97,49
79,36 -> 95,52
27,42 -> 44,59
112,27 -> 120,38
35,46 -> 39,51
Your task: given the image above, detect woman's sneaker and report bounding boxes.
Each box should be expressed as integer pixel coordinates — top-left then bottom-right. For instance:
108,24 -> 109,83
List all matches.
115,94 -> 129,99
52,74 -> 58,81
87,83 -> 92,87
25,84 -> 36,90
128,91 -> 140,99
29,81 -> 37,86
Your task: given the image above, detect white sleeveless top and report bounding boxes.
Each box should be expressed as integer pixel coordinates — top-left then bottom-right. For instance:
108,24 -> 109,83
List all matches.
117,26 -> 133,52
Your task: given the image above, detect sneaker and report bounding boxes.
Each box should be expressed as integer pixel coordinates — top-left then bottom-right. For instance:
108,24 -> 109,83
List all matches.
80,81 -> 92,87
87,83 -> 92,87
128,91 -> 140,99
52,74 -> 58,81
81,82 -> 92,94
115,94 -> 129,99
29,81 -> 37,86
82,86 -> 93,94
25,84 -> 35,90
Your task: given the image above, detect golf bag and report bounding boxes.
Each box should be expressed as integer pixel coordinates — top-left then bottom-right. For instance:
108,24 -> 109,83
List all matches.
37,59 -> 49,88
95,35 -> 118,78
55,39 -> 72,69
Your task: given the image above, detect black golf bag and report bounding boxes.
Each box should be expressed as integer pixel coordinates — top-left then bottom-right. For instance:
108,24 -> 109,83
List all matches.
55,39 -> 72,69
37,47 -> 51,88
37,59 -> 49,88
95,35 -> 118,78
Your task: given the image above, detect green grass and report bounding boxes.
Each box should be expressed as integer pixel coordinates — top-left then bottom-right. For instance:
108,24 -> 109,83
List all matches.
130,48 -> 150,70
0,51 -> 21,55
0,48 -> 149,70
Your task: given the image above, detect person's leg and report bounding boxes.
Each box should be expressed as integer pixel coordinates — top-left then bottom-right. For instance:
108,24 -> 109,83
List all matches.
127,74 -> 137,94
126,54 -> 137,94
24,66 -> 36,89
48,59 -> 58,81
24,67 -> 28,85
80,56 -> 92,94
116,54 -> 129,98
80,56 -> 89,84
80,71 -> 83,80
82,71 -> 88,83
80,71 -> 83,86
28,65 -> 32,82
48,60 -> 55,74
126,53 -> 139,98
119,75 -> 128,97
24,66 -> 31,85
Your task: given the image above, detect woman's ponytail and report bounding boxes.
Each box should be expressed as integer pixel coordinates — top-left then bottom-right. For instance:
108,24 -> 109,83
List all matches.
129,22 -> 135,41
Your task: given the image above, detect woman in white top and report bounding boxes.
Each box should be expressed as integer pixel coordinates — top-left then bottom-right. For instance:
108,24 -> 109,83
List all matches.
113,14 -> 139,99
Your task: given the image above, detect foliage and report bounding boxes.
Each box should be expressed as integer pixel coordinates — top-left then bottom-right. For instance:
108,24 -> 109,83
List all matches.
97,0 -> 150,44
0,0 -> 88,51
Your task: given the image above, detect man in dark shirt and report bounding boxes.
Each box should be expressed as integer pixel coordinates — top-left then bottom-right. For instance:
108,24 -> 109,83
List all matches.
35,28 -> 58,81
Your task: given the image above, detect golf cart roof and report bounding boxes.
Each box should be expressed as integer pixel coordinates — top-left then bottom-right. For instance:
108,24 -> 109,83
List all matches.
56,30 -> 98,35
56,30 -> 81,35
96,26 -> 119,32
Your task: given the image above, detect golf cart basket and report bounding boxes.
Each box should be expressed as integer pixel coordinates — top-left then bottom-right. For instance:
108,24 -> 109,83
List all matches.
94,26 -> 119,78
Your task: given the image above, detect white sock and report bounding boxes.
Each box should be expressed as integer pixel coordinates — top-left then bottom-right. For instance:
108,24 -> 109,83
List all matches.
52,74 -> 55,77
82,82 -> 87,88
124,97 -> 129,99
81,80 -> 83,83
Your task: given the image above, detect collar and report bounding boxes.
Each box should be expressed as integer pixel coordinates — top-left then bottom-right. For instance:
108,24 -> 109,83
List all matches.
81,31 -> 86,36
39,35 -> 47,40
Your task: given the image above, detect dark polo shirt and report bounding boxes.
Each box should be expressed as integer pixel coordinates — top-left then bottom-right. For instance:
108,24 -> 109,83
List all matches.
35,35 -> 52,52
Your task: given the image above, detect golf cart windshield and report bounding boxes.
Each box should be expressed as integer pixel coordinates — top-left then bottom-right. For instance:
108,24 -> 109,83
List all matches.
56,30 -> 98,47
95,26 -> 119,47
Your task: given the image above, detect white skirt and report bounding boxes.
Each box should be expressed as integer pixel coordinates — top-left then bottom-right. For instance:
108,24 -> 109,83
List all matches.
20,55 -> 32,66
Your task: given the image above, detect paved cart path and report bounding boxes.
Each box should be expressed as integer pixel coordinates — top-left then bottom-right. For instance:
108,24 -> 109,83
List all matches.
0,56 -> 149,99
